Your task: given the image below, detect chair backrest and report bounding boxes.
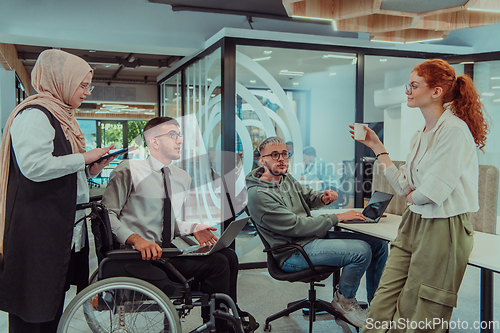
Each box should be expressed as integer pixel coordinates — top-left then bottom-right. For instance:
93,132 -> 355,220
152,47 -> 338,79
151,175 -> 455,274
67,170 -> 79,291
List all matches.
469,165 -> 498,234
371,160 -> 407,215
252,222 -> 290,280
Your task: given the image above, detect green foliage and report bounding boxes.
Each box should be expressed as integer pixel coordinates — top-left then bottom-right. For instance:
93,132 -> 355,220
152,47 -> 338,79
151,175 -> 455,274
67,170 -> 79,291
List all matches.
101,123 -> 123,148
128,120 -> 148,145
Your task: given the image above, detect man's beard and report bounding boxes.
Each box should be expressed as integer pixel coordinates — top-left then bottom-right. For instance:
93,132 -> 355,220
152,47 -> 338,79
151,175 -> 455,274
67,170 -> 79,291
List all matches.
264,160 -> 287,176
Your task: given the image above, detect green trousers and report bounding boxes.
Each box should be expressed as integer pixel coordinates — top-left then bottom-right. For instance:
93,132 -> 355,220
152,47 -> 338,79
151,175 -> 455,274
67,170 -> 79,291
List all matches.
363,208 -> 474,333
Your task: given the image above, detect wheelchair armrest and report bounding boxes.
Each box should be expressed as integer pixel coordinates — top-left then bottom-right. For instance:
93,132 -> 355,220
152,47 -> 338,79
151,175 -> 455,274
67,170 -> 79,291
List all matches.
264,243 -> 319,275
106,248 -> 183,260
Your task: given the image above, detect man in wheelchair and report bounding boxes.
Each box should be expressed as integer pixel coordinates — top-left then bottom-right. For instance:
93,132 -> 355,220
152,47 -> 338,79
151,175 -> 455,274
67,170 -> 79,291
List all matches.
101,117 -> 258,333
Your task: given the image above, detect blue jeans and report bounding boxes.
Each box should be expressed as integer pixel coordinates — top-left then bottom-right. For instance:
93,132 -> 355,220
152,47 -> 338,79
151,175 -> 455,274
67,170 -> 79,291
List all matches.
281,231 -> 388,302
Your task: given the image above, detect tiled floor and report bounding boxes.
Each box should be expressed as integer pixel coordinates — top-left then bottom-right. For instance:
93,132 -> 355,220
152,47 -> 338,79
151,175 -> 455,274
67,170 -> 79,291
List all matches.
1,229 -> 500,332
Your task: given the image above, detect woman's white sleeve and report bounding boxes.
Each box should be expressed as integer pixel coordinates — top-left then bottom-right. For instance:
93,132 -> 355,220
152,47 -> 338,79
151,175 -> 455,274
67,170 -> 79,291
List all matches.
10,108 -> 84,182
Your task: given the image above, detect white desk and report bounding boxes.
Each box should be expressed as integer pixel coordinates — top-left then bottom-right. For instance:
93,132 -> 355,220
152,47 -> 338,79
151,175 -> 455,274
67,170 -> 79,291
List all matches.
312,208 -> 500,333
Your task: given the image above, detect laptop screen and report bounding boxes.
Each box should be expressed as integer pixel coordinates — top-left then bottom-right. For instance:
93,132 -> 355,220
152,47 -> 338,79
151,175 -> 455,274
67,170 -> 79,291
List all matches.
362,191 -> 394,221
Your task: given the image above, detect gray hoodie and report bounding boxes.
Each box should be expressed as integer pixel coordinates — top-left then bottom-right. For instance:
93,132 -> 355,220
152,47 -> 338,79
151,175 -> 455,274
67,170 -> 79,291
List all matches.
245,167 -> 339,266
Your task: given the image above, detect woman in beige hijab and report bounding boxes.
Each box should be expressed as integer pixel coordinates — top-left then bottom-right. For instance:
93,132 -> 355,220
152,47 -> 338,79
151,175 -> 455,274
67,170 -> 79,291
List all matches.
0,49 -> 114,333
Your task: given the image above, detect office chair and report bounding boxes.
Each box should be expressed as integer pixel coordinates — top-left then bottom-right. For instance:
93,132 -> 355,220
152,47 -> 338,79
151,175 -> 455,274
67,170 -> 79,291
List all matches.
253,224 -> 357,333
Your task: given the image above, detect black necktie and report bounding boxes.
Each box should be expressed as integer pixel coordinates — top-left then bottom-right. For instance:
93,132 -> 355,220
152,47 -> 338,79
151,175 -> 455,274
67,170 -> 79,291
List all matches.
161,167 -> 172,248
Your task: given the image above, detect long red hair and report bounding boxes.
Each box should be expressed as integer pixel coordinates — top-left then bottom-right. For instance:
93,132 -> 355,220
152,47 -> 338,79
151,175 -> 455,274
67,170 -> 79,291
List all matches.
413,59 -> 489,151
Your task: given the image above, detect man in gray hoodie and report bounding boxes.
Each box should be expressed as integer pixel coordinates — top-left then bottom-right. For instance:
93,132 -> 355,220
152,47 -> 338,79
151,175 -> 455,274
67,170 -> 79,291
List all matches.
246,136 -> 388,328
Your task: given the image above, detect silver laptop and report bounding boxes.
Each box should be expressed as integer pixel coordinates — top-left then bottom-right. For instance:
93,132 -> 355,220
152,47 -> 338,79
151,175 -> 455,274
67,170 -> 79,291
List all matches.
181,217 -> 249,256
343,191 -> 394,223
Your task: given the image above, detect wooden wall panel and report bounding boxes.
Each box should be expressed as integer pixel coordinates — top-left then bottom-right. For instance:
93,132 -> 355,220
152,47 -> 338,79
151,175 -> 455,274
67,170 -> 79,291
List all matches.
283,0 -> 500,42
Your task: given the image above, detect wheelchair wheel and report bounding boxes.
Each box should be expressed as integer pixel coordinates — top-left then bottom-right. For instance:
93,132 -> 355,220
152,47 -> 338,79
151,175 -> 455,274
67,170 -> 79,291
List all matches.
58,277 -> 181,333
88,268 -> 98,285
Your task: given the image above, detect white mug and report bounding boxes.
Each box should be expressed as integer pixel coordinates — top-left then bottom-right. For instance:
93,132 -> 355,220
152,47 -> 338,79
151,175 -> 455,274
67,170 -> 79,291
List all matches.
354,123 -> 368,140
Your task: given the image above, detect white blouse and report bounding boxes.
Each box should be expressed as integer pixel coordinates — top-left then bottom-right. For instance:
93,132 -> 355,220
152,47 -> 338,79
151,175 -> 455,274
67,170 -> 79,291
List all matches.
384,110 -> 479,219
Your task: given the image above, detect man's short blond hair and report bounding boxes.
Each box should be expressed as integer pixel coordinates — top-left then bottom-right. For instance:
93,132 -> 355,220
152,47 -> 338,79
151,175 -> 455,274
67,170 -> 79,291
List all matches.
258,137 -> 285,155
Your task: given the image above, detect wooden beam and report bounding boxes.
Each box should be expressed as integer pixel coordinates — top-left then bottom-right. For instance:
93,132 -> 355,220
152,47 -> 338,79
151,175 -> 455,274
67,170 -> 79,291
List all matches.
283,0 -> 500,43
371,29 -> 447,43
467,0 -> 500,10
417,10 -> 500,30
284,0 -> 381,20
337,14 -> 414,33
282,0 -> 303,16
0,43 -> 17,71
0,43 -> 31,95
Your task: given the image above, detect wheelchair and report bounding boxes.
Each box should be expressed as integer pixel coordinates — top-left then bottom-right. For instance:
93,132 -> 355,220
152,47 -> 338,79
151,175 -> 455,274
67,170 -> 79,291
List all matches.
57,197 -> 246,333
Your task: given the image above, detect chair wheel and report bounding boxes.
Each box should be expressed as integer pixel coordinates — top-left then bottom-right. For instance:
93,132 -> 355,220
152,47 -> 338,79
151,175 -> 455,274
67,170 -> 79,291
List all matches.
264,323 -> 272,332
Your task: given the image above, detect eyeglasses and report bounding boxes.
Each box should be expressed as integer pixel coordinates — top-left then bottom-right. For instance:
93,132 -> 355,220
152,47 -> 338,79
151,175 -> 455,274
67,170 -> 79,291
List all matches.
155,131 -> 183,140
261,151 -> 291,160
404,84 -> 414,95
79,84 -> 94,93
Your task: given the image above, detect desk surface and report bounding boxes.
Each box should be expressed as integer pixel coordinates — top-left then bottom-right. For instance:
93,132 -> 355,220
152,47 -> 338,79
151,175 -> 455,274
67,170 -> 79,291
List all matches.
312,208 -> 500,274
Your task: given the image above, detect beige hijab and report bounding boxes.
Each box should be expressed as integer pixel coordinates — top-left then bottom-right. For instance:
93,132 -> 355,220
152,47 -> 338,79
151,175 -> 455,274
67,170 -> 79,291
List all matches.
0,49 -> 92,260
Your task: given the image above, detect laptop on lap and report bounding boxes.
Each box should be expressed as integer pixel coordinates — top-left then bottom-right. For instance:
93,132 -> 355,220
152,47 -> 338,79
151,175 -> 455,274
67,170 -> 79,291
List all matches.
343,191 -> 394,223
181,217 -> 249,256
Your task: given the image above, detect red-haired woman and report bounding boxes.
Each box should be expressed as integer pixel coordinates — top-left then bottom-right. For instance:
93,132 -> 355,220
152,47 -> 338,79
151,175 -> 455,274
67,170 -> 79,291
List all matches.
351,59 -> 488,332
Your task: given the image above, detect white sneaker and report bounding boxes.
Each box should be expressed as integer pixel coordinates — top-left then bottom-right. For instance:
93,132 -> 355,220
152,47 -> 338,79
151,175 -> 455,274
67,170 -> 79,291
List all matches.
331,288 -> 367,328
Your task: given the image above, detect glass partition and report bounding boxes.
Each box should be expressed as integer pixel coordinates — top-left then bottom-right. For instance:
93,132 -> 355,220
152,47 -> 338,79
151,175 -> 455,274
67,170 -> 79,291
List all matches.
364,56 -> 424,162
161,72 -> 182,118
235,45 -> 357,262
473,61 -> 500,231
160,49 -> 227,237
157,37 -> 472,264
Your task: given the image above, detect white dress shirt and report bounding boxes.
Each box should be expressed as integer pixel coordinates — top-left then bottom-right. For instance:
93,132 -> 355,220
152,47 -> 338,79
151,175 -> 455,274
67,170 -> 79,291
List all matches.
102,155 -> 196,245
10,108 -> 88,251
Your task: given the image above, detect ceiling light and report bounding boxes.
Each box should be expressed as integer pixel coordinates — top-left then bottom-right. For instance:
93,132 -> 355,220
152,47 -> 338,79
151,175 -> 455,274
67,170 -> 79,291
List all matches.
250,80 -> 256,83
89,50 -> 96,53
482,92 -> 495,96
102,104 -> 128,109
405,38 -> 444,44
253,56 -> 271,62
332,20 -> 338,31
207,78 -> 213,82
491,77 -> 500,80
279,70 -> 304,76
460,61 -> 474,65
380,59 -> 387,62
293,82 -> 299,86
210,94 -> 216,97
370,39 -> 405,44
329,72 -> 337,76
323,54 -> 356,60
103,64 -> 111,68
263,50 -> 272,54
291,15 -> 333,22
494,99 -> 500,102
468,8 -> 500,13
492,86 -> 500,89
